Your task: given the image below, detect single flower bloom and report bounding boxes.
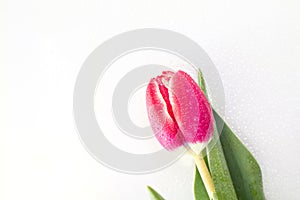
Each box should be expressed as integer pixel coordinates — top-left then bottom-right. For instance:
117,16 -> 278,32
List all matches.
146,70 -> 214,150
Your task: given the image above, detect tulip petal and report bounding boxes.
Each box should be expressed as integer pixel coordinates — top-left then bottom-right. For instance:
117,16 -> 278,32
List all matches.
170,70 -> 213,143
146,74 -> 184,150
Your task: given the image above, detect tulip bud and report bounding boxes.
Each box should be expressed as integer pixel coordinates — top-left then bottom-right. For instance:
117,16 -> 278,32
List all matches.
146,70 -> 214,150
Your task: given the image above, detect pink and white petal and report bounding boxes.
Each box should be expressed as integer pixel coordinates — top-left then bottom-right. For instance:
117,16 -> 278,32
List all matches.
169,70 -> 213,144
146,78 -> 184,150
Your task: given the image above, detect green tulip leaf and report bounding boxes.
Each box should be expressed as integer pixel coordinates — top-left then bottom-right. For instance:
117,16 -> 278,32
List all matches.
147,186 -> 166,200
196,69 -> 265,200
207,124 -> 238,200
214,111 -> 266,200
194,166 -> 210,200
199,69 -> 238,199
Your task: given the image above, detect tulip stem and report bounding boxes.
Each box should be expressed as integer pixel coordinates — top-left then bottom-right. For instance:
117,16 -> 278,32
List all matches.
187,149 -> 218,200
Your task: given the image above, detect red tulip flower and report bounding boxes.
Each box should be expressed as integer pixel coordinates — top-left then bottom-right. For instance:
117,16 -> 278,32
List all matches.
146,70 -> 217,199
146,70 -> 214,150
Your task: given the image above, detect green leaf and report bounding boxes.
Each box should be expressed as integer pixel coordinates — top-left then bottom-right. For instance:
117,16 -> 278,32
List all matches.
198,69 -> 207,96
207,124 -> 238,200
198,69 -> 238,200
197,69 -> 265,200
147,186 -> 166,200
194,166 -> 210,200
214,111 -> 266,200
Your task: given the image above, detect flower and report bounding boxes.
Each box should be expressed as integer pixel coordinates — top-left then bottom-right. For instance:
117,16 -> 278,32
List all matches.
146,70 -> 214,150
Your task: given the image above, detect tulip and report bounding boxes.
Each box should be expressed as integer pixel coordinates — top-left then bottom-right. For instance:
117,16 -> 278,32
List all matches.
146,70 -> 217,200
146,70 -> 214,150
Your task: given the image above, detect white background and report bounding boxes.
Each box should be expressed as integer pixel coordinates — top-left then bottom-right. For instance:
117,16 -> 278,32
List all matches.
1,0 -> 300,199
